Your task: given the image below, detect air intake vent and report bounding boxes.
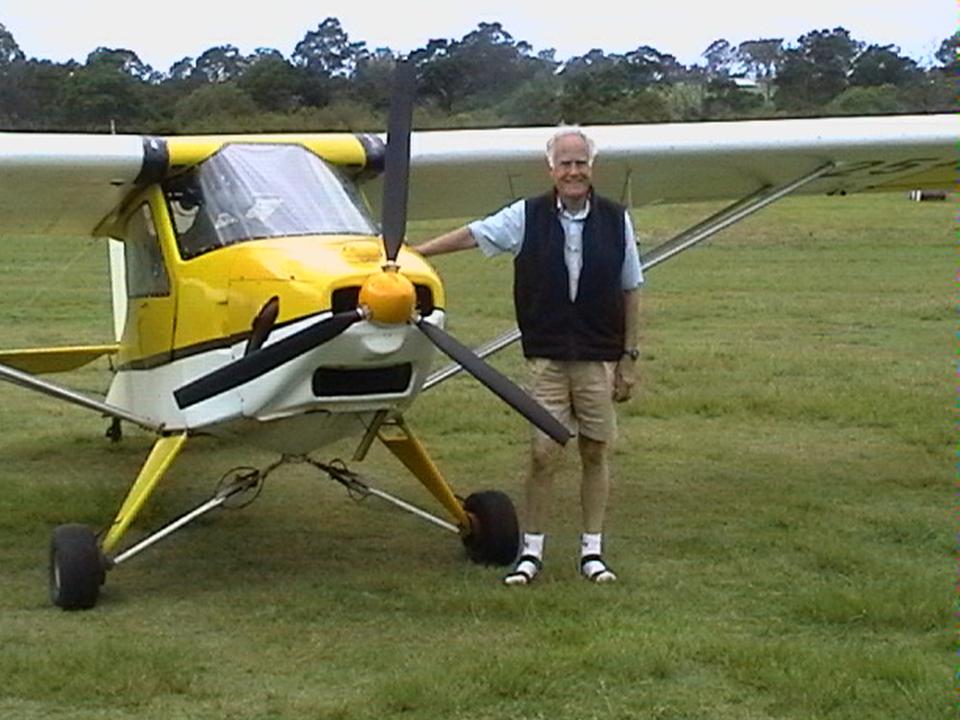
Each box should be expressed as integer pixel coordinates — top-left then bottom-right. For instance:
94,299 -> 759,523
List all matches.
330,285 -> 435,315
312,364 -> 413,397
414,284 -> 435,315
331,286 -> 361,313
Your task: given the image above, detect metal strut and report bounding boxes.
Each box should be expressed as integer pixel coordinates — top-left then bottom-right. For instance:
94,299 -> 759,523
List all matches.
110,450 -> 461,568
639,162 -> 836,271
422,162 -> 837,390
308,458 -> 459,534
0,361 -> 163,432
110,463 -> 275,566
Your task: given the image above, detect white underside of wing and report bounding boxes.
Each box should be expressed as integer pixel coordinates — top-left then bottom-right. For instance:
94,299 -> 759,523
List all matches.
377,114 -> 955,221
1,116 -> 952,236
0,133 -> 145,236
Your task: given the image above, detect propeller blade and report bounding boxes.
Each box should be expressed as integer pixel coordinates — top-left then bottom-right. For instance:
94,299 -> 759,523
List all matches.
174,309 -> 364,409
416,320 -> 571,445
381,59 -> 415,263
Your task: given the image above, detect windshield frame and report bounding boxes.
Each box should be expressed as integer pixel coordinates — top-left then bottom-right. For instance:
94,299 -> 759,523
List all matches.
163,143 -> 379,260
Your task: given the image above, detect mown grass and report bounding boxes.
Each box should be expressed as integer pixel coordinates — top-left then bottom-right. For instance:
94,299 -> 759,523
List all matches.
0,193 -> 953,719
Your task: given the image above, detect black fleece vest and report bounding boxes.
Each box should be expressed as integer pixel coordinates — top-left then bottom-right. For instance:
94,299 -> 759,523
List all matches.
513,192 -> 626,361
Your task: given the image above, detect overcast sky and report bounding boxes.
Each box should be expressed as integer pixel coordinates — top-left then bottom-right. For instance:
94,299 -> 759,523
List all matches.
2,0 -> 953,72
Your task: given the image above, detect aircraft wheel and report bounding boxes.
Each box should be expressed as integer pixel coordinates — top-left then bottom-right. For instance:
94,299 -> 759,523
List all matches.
49,524 -> 105,610
461,491 -> 519,566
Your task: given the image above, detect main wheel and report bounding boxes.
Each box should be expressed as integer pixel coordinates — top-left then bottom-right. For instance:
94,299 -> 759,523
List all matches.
461,491 -> 519,566
49,524 -> 105,610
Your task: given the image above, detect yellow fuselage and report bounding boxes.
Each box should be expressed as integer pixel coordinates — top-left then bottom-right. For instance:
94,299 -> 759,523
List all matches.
102,135 -> 445,449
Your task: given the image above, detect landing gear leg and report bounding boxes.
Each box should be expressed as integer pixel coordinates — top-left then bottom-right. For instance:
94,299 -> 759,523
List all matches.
376,416 -> 519,566
47,432 -> 188,610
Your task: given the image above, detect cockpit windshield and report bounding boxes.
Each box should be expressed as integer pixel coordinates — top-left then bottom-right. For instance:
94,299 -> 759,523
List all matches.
163,143 -> 378,259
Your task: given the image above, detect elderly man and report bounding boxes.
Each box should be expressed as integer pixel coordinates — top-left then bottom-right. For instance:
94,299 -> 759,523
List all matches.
416,126 -> 643,585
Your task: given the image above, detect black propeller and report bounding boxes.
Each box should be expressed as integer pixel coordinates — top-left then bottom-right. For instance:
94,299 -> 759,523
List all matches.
173,59 -> 572,445
381,59 -> 414,264
415,320 -> 570,444
174,309 -> 365,409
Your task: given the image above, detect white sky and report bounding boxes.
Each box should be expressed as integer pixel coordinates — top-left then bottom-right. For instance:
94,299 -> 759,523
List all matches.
2,0 -> 954,72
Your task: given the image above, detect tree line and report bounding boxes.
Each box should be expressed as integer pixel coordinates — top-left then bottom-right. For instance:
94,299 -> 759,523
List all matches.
0,18 -> 954,133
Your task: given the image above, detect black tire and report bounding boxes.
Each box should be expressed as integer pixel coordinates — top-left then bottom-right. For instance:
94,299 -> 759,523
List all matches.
461,491 -> 520,566
49,524 -> 105,610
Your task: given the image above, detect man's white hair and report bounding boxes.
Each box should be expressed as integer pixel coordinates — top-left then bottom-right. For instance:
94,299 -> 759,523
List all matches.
545,126 -> 598,168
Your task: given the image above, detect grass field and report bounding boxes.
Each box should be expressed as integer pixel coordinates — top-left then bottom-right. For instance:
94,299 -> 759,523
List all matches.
0,193 -> 953,719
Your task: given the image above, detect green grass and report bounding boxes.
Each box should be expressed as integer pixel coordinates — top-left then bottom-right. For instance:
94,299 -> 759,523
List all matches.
0,193 -> 953,719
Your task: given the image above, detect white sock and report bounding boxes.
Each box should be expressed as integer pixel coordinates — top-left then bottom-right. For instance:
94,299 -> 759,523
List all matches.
505,533 -> 545,585
521,532 -> 545,560
580,532 -> 616,582
580,532 -> 602,558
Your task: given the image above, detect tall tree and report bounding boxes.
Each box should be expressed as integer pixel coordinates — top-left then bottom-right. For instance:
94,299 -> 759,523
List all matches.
351,47 -> 396,110
0,60 -> 76,129
0,22 -> 25,65
86,47 -> 158,83
701,39 -> 738,78
238,50 -> 301,112
293,17 -> 366,77
903,32 -> 958,113
849,44 -> 919,87
195,45 -> 247,83
61,57 -> 153,130
775,27 -> 862,111
737,38 -> 783,100
0,22 -> 27,127
411,38 -> 457,110
416,23 -> 543,113
559,48 -> 672,124
166,56 -> 196,81
737,39 -> 783,79
623,45 -> 683,85
934,32 -> 958,73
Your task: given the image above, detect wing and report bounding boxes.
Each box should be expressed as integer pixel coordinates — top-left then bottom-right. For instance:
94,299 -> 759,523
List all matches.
0,133 -> 154,236
0,132 -> 378,238
387,114 -> 954,221
396,113 -> 953,388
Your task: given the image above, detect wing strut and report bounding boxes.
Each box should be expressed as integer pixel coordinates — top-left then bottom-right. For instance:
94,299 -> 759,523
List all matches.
422,161 -> 836,391
640,161 -> 835,270
0,362 -> 163,432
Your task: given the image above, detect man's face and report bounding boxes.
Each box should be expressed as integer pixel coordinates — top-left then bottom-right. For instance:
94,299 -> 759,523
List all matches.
548,134 -> 592,207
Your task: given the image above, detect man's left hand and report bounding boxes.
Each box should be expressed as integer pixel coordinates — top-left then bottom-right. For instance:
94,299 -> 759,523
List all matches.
613,357 -> 637,402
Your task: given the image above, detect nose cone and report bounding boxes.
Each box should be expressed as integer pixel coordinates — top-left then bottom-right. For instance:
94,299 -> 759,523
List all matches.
359,270 -> 416,324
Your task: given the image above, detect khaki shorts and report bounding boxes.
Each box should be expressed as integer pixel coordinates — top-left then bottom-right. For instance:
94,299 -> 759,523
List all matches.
527,358 -> 617,443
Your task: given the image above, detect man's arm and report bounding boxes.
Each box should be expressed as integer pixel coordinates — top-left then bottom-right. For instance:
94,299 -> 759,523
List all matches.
415,226 -> 477,257
614,288 -> 642,402
623,287 -> 641,351
419,200 -> 526,258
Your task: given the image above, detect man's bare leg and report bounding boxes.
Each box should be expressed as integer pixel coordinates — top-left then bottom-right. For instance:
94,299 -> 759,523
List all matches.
578,435 -> 617,582
579,435 -> 609,534
504,434 -> 563,586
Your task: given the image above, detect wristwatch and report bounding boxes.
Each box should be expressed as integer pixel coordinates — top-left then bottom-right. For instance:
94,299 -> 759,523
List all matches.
622,348 -> 640,361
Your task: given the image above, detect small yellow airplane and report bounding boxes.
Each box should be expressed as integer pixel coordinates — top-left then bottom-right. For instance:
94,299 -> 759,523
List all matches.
0,62 -> 952,609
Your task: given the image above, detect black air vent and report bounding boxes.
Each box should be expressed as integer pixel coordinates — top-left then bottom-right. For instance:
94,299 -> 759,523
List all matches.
330,285 -> 435,315
331,286 -> 361,313
312,364 -> 413,397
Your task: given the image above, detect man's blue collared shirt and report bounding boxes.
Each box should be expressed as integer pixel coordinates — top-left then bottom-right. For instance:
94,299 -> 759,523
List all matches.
467,198 -> 644,302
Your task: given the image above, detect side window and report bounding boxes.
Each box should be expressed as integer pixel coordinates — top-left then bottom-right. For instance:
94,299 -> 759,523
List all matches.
123,203 -> 170,298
